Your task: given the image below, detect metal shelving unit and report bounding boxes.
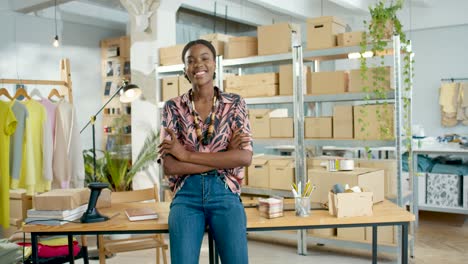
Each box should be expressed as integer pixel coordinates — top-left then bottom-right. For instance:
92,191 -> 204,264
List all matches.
154,30 -> 413,260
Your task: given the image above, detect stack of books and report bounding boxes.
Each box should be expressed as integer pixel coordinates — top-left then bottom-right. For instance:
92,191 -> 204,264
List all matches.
25,204 -> 87,226
258,197 -> 283,219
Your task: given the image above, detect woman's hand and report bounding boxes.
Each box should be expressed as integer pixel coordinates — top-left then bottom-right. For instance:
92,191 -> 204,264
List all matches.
228,130 -> 252,150
158,128 -> 190,162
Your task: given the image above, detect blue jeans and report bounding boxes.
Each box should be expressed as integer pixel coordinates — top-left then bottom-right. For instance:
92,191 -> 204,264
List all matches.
168,173 -> 248,264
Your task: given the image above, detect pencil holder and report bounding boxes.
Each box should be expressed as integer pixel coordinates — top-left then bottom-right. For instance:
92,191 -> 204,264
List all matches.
295,197 -> 310,217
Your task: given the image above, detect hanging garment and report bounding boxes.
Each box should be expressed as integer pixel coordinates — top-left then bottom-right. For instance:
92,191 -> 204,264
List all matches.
457,83 -> 468,125
0,101 -> 18,229
439,83 -> 459,127
53,101 -> 85,189
9,101 -> 29,189
39,99 -> 58,188
19,100 -> 48,195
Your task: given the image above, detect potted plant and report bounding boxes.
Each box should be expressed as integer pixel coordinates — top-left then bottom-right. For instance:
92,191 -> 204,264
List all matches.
359,0 -> 414,157
83,129 -> 160,191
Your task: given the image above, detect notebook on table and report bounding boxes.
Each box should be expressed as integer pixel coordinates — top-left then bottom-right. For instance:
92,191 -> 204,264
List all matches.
125,208 -> 158,221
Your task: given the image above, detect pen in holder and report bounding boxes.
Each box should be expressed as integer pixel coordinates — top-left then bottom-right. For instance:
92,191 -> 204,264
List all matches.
292,181 -> 316,217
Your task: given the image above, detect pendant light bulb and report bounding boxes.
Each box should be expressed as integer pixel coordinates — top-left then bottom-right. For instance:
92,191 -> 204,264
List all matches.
53,35 -> 59,47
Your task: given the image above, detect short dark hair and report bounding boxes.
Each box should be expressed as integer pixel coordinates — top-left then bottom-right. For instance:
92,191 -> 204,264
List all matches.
181,39 -> 217,63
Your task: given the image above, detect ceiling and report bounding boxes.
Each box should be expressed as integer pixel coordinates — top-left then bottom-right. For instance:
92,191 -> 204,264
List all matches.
5,0 -> 468,32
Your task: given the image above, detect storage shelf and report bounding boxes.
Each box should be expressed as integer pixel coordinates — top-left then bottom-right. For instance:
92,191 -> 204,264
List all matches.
305,91 -> 395,102
157,64 -> 184,73
253,138 -> 394,148
222,53 -> 293,67
418,205 -> 468,215
245,96 -> 292,104
241,186 -> 294,198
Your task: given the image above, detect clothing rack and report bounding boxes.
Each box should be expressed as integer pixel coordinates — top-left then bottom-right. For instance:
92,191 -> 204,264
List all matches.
0,58 -> 73,102
440,77 -> 468,82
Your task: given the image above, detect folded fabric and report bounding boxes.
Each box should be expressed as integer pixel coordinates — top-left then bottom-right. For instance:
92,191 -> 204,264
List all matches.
431,163 -> 468,175
18,241 -> 80,258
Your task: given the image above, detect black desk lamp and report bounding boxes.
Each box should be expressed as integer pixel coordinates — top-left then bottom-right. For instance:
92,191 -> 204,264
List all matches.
79,80 -> 142,223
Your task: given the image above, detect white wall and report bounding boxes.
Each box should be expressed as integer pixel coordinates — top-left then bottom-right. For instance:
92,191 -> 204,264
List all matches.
411,24 -> 468,136
0,11 -> 125,150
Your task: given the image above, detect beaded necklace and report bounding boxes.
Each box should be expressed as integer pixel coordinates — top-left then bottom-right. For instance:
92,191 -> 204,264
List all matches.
189,89 -> 218,145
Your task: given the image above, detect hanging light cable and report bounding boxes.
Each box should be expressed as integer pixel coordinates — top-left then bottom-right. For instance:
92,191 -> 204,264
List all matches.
53,0 -> 59,47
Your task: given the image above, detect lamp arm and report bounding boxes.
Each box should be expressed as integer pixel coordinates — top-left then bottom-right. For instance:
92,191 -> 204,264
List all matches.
80,85 -> 124,134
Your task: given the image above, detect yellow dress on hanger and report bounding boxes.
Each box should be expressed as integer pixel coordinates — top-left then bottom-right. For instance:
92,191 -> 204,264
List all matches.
18,100 -> 48,195
0,101 -> 17,228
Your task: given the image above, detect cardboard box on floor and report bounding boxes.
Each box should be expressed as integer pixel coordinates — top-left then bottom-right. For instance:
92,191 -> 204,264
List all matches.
337,31 -> 364,47
225,36 -> 258,59
161,76 -> 179,101
270,117 -> 294,138
328,191 -> 373,218
337,227 -> 366,241
307,16 -> 346,50
258,23 -> 293,55
159,44 -> 184,66
308,228 -> 336,237
269,158 -> 295,190
365,226 -> 396,244
9,189 -> 32,222
354,104 -> 394,140
333,105 -> 353,139
225,73 -> 278,98
349,66 -> 393,93
279,64 -> 312,96
307,167 -> 385,204
305,117 -> 333,138
309,71 -> 348,95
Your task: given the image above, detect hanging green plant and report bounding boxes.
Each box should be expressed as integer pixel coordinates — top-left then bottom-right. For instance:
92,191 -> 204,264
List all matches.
359,0 -> 414,158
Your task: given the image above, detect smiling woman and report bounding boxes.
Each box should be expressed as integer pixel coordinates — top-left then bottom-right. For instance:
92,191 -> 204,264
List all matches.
158,39 -> 252,264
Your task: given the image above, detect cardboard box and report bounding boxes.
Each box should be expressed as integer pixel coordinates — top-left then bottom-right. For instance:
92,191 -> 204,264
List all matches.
307,167 -> 385,204
96,188 -> 111,209
349,66 -> 393,93
249,109 -> 272,138
308,228 -> 336,237
356,159 -> 403,198
305,117 -> 333,138
270,118 -> 293,138
159,44 -> 184,66
306,156 -> 343,169
9,189 -> 32,221
33,188 -> 90,211
279,65 -> 311,95
225,73 -> 278,98
337,31 -> 364,47
258,23 -> 292,55
161,77 -> 179,101
225,36 -> 258,59
309,71 -> 348,95
307,16 -> 346,50
178,75 -> 192,95
269,158 -> 295,190
354,104 -> 394,140
200,33 -> 233,56
333,105 -> 353,139
247,157 -> 270,188
365,226 -> 396,244
337,227 -> 366,241
329,191 -> 373,218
